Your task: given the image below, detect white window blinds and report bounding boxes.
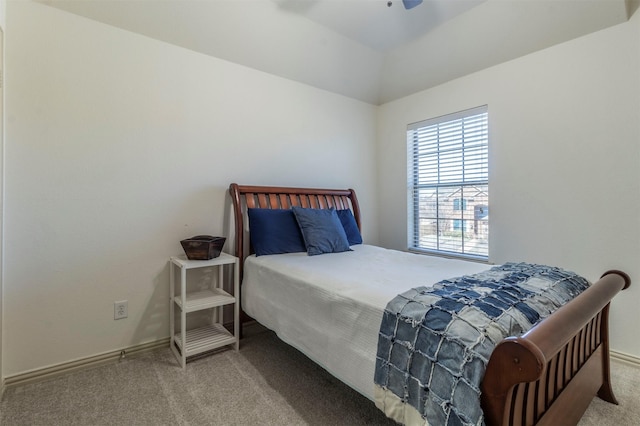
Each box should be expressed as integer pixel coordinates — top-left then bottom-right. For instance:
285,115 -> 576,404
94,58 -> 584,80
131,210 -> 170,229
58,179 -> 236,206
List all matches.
407,106 -> 489,259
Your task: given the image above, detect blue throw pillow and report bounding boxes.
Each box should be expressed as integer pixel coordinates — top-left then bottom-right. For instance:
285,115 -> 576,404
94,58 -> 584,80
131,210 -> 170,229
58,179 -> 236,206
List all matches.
336,209 -> 363,245
292,207 -> 352,256
247,209 -> 306,256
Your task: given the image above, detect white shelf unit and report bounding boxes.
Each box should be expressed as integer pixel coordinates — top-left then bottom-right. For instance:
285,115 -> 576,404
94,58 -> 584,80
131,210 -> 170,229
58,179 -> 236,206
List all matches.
169,252 -> 239,368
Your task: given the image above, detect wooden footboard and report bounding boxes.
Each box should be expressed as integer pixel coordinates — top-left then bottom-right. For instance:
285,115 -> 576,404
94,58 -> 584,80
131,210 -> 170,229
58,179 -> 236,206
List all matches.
481,270 -> 631,426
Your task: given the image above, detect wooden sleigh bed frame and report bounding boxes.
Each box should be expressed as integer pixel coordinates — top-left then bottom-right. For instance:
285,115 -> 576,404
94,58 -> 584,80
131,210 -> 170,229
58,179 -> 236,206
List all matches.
229,183 -> 630,426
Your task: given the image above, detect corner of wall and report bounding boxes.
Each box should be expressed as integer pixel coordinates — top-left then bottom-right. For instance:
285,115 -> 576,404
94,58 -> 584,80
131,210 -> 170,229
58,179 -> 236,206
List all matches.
0,0 -> 5,32
628,0 -> 640,18
0,0 -> 5,388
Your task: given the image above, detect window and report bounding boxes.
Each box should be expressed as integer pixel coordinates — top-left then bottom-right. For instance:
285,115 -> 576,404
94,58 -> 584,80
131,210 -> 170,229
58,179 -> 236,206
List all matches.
453,198 -> 467,211
407,106 -> 488,259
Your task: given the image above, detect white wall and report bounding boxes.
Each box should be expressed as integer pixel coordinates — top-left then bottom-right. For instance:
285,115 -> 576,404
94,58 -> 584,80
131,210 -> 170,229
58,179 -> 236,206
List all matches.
39,0 -> 384,104
377,11 -> 640,357
0,0 -> 5,392
5,0 -> 640,378
3,1 -> 378,376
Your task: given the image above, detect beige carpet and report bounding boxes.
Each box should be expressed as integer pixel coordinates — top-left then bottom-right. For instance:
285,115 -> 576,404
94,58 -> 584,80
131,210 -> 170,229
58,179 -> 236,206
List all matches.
1,324 -> 638,425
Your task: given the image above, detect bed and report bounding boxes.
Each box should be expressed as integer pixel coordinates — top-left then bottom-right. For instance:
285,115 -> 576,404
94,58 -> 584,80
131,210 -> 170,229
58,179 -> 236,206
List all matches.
229,183 -> 630,426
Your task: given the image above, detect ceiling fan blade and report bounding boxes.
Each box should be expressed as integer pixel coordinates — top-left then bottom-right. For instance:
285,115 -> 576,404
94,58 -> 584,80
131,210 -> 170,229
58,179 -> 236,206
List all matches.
402,0 -> 423,9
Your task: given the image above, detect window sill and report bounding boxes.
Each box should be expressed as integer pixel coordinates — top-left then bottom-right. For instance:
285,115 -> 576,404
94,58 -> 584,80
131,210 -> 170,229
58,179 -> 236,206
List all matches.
407,248 -> 491,264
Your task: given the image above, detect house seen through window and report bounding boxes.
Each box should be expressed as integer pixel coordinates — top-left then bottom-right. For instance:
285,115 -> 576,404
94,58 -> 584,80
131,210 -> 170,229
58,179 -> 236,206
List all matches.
407,106 -> 488,259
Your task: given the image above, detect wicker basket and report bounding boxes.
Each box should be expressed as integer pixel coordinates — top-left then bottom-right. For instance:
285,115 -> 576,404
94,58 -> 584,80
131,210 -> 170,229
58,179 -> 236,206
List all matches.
180,235 -> 226,260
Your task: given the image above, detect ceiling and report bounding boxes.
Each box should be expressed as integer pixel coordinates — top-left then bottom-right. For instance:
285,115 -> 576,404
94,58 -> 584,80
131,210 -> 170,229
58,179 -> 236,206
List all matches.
38,0 -> 633,105
272,0 -> 485,51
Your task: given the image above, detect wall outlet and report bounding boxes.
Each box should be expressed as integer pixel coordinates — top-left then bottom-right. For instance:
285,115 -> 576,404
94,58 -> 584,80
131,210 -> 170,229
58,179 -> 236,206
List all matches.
114,300 -> 128,320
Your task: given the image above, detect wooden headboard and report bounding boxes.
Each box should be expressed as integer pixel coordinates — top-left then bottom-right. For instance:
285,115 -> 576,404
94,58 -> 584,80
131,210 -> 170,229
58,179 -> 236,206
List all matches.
228,183 -> 361,270
228,183 -> 361,332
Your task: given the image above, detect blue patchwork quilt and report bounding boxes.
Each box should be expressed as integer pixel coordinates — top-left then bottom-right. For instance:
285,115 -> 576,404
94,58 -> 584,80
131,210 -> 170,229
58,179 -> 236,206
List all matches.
374,262 -> 589,426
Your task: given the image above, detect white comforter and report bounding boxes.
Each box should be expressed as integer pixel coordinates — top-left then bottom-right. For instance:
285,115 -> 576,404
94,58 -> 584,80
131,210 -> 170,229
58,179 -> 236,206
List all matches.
242,244 -> 490,400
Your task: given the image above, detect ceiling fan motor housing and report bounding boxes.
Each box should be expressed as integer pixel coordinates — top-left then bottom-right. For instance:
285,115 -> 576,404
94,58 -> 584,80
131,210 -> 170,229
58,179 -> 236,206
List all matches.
403,0 -> 423,10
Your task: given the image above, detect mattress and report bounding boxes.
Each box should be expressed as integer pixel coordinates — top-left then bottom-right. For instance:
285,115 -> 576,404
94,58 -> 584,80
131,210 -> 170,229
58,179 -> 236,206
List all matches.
241,244 -> 490,400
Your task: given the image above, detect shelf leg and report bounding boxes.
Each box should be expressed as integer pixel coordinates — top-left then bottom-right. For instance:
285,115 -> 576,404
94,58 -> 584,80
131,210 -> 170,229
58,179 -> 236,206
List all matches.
234,259 -> 240,351
218,265 -> 224,324
180,265 -> 187,369
169,261 -> 175,352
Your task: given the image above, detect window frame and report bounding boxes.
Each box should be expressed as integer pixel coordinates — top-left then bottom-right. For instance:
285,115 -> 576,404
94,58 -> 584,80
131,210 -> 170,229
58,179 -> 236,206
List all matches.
407,106 -> 489,261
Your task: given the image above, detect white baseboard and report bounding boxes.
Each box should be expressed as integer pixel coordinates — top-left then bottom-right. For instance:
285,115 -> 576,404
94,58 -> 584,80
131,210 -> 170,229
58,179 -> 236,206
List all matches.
2,338 -> 637,390
3,338 -> 169,389
611,349 -> 640,367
